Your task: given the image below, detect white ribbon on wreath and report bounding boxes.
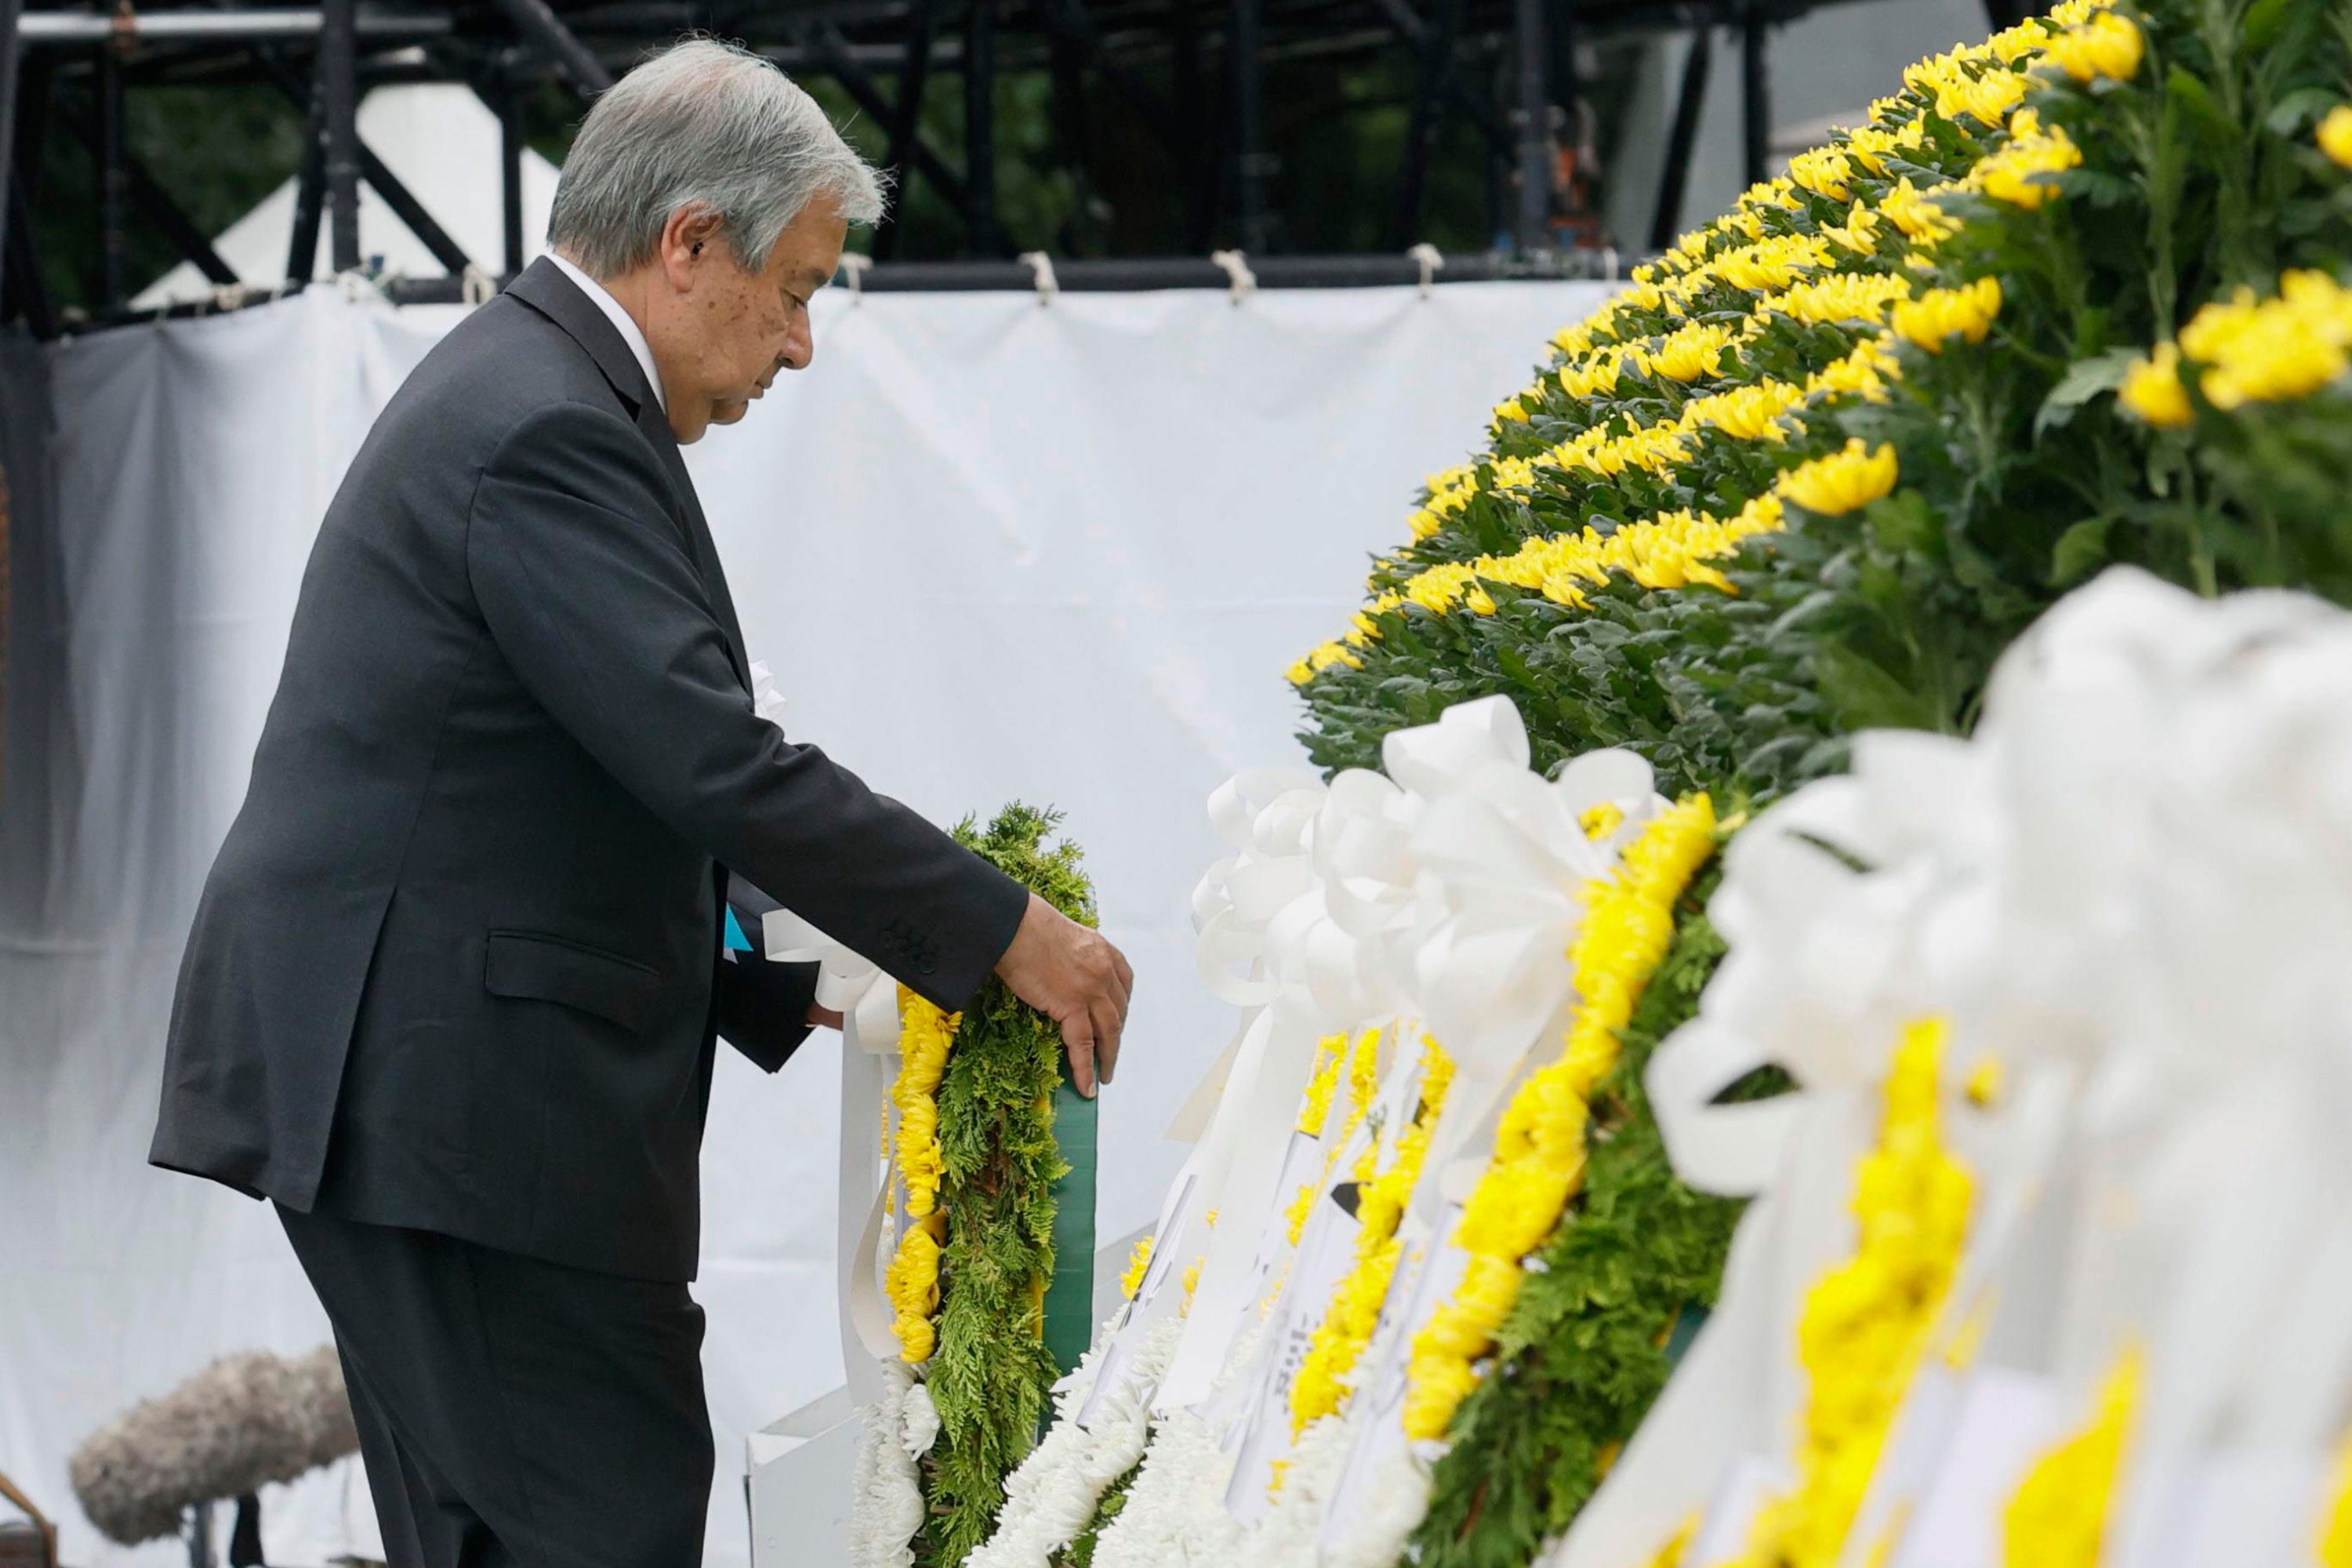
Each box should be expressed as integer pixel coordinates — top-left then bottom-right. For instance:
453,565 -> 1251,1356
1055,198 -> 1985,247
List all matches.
1305,697 -> 1664,1546
765,909 -> 906,1402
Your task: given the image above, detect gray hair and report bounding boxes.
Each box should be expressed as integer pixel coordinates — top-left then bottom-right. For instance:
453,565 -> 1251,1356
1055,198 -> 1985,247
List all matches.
548,38 -> 886,277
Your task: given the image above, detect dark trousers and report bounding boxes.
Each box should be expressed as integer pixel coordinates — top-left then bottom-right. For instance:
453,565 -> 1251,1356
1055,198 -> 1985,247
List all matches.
276,1203 -> 714,1568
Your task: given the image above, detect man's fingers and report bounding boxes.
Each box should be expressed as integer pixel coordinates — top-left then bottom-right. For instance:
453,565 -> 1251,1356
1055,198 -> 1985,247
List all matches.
1094,1007 -> 1123,1088
1102,952 -> 1131,1022
1063,1018 -> 1098,1098
1087,995 -> 1123,1088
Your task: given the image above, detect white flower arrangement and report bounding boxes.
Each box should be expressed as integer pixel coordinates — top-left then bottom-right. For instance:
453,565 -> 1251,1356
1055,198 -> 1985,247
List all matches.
967,1316 -> 1183,1568
847,1361 -> 933,1568
1091,1321 -> 1267,1568
1242,1406 -> 1359,1566
1319,1437 -> 1433,1568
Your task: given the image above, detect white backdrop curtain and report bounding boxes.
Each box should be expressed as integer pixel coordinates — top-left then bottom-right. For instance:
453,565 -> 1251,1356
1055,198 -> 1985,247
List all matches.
0,275 -> 1608,1566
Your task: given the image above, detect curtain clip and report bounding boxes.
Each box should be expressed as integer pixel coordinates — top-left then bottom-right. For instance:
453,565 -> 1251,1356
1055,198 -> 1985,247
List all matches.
1210,249 -> 1257,306
838,252 -> 872,303
1406,242 -> 1445,299
1017,251 -> 1060,306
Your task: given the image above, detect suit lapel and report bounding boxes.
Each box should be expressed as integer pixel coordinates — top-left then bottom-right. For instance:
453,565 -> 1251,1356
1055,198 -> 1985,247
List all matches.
505,260 -> 752,689
633,401 -> 753,687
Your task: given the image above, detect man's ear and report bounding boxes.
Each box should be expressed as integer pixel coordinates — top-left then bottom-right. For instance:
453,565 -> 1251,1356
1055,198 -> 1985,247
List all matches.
658,206 -> 727,288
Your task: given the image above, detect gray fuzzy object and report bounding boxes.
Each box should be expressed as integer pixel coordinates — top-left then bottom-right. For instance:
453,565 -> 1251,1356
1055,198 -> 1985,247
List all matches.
70,1345 -> 359,1545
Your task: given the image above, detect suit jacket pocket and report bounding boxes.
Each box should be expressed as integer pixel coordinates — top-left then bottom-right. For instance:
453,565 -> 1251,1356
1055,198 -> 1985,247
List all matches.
484,930 -> 665,1033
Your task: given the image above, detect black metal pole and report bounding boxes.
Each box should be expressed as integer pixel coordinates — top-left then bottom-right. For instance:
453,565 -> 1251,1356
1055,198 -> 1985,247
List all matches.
1648,24 -> 1711,249
4,178 -> 50,335
1047,21 -> 1091,252
1740,2 -> 1769,191
257,50 -> 472,276
873,0 -> 935,260
321,0 -> 360,274
0,0 -> 23,265
1229,0 -> 1267,252
1173,13 -> 1213,249
801,25 -> 971,216
488,0 -> 612,102
500,72 -> 524,275
285,56 -> 325,285
963,0 -> 996,256
1388,0 -> 1461,249
1511,0 -> 1548,254
96,42 -> 126,309
1485,45 -> 1508,246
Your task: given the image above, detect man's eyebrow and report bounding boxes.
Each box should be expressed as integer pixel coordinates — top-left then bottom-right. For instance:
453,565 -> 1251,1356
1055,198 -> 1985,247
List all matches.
803,266 -> 835,290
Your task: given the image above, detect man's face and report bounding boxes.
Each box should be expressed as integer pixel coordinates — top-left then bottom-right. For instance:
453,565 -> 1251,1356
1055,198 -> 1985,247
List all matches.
653,193 -> 846,443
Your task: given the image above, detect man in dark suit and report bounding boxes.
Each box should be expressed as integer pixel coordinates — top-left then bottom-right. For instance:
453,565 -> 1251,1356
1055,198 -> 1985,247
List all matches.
149,38 -> 1131,1567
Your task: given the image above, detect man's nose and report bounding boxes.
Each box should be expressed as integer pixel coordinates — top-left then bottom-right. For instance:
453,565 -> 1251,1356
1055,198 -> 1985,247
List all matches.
782,319 -> 813,372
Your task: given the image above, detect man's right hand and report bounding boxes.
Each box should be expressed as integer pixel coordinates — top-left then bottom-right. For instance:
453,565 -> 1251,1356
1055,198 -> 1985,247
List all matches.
995,893 -> 1133,1098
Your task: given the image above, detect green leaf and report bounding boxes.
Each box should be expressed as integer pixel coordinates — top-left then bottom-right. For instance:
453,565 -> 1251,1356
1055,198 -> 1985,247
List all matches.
2036,349 -> 2141,437
2241,0 -> 2294,53
2165,64 -> 2239,153
1863,491 -> 1939,557
2051,516 -> 2116,586
2265,85 -> 2343,136
1811,641 -> 1943,731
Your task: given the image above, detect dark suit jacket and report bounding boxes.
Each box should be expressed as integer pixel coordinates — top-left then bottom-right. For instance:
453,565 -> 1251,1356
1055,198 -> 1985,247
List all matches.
151,260 -> 1028,1282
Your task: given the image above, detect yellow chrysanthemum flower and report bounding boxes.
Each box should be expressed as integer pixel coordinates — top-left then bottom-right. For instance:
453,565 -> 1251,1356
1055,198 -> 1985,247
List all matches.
1987,16 -> 2053,63
1712,233 -> 1836,292
2042,10 -> 2142,82
1290,1038 -> 1455,1436
1680,379 -> 1809,442
1560,347 -> 1627,401
1768,271 -> 1918,327
1893,276 -> 2004,352
893,993 -> 960,1218
1725,1018 -> 1973,1568
1880,178 -> 1962,242
1842,118 -> 1928,176
1639,319 -> 1745,383
1818,200 -> 1884,257
2173,270 -> 2352,410
1788,147 -> 1858,202
2003,1348 -> 2142,1567
2318,1422 -> 2352,1568
1972,114 -> 2082,208
1119,1234 -> 1156,1300
1285,1025 -> 1382,1243
1806,335 -> 1903,403
1403,798 -> 1719,1441
2323,106 -> 2352,170
1778,439 -> 1900,516
2118,343 -> 2192,426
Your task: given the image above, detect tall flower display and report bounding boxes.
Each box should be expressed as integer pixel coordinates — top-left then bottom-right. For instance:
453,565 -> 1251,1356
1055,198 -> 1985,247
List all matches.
887,0 -> 2352,1562
1280,2 -> 2351,1565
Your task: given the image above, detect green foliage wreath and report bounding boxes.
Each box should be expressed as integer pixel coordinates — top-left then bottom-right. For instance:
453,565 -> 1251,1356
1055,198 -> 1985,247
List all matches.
920,804 -> 1097,1567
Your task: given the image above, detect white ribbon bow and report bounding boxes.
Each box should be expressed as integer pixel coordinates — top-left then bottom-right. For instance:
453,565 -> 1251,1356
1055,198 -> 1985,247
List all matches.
1396,697 -> 1661,1081
767,909 -> 906,1397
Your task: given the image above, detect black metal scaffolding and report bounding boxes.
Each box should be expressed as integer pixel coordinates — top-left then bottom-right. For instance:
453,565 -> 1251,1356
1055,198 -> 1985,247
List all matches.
0,0 -> 1965,333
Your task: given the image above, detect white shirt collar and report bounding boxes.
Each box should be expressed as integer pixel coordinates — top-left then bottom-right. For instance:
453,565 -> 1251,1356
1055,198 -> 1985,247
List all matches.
546,251 -> 666,415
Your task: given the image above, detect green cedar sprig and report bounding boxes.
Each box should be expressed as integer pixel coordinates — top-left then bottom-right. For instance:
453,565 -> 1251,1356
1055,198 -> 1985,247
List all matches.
1051,1456 -> 1142,1568
919,804 -> 1094,1567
